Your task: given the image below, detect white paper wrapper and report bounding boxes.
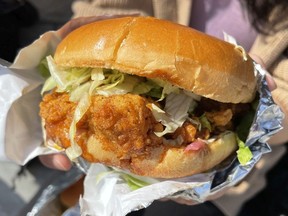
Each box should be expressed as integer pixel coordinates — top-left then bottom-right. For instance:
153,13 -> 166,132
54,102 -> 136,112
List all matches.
0,31 -> 61,164
76,35 -> 284,216
0,31 -> 284,216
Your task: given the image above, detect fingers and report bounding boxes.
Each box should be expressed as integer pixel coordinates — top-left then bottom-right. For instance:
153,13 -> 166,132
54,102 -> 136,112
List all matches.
57,14 -> 140,39
249,53 -> 265,67
39,153 -> 72,171
265,72 -> 277,91
249,53 -> 277,91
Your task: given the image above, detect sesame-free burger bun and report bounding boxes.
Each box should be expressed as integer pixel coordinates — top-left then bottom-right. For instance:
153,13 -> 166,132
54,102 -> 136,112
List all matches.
54,16 -> 256,103
84,131 -> 237,178
41,17 -> 257,178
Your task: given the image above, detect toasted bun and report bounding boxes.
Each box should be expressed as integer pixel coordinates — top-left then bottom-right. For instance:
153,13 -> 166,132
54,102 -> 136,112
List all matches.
42,17 -> 253,179
54,16 -> 256,103
84,131 -> 237,178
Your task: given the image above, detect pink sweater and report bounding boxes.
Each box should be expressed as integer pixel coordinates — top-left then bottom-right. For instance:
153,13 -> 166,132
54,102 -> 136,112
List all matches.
190,0 -> 257,51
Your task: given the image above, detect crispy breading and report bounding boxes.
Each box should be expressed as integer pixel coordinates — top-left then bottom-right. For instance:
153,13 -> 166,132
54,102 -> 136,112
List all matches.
39,92 -> 244,165
205,109 -> 233,127
87,93 -> 163,159
40,93 -> 163,161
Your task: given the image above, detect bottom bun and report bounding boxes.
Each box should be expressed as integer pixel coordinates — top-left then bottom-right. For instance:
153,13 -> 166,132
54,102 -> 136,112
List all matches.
84,131 -> 237,178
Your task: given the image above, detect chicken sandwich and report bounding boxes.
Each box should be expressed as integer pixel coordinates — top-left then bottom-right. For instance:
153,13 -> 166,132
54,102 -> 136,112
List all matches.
39,17 -> 257,178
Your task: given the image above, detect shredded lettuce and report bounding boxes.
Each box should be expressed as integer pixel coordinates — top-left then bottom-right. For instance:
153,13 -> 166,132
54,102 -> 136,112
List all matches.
40,55 -> 258,174
159,83 -> 179,101
235,98 -> 258,165
149,92 -> 194,137
91,68 -> 105,81
199,114 -> 212,132
88,68 -> 105,95
121,173 -> 150,190
42,56 -> 177,101
46,55 -> 91,93
236,136 -> 253,165
43,57 -> 144,98
96,169 -> 150,191
66,92 -> 91,160
149,103 -> 180,137
96,73 -> 139,96
165,93 -> 193,122
132,78 -> 179,100
41,76 -> 57,95
99,69 -> 125,89
41,56 -> 203,158
133,79 -> 161,98
70,81 -> 92,102
38,58 -> 50,78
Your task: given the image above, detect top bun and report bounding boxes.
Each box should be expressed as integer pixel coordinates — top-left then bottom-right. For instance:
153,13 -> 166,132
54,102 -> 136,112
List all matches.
54,16 -> 257,103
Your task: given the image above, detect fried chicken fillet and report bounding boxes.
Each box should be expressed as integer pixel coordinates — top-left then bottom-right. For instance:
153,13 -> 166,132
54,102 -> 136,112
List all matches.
40,92 -> 164,168
40,91 -> 248,174
39,17 -> 257,178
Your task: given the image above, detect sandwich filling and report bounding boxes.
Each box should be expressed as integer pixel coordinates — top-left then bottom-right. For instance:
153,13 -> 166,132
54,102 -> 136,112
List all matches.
39,56 -> 255,167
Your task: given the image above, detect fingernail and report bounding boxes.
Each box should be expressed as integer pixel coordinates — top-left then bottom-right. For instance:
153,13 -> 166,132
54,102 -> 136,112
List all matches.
266,72 -> 277,91
54,156 -> 71,171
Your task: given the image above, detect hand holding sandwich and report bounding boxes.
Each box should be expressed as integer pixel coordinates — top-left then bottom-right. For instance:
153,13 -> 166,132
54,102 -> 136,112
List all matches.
40,16 -> 273,176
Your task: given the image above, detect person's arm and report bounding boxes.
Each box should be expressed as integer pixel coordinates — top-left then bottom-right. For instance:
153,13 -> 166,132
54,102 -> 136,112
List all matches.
266,60 -> 288,145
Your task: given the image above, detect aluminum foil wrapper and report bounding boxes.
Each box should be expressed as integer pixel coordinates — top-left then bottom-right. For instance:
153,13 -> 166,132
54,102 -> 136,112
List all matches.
69,62 -> 283,216
27,167 -> 84,216
16,63 -> 284,216
0,30 -> 284,216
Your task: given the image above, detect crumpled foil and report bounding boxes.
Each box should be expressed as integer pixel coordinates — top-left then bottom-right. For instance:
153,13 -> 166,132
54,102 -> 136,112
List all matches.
0,30 -> 284,216
27,166 -> 84,216
27,62 -> 284,216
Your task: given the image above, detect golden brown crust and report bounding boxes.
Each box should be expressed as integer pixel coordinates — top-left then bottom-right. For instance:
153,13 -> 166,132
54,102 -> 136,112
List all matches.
40,92 -> 238,178
84,131 -> 237,178
45,17 -> 253,178
54,16 -> 257,103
